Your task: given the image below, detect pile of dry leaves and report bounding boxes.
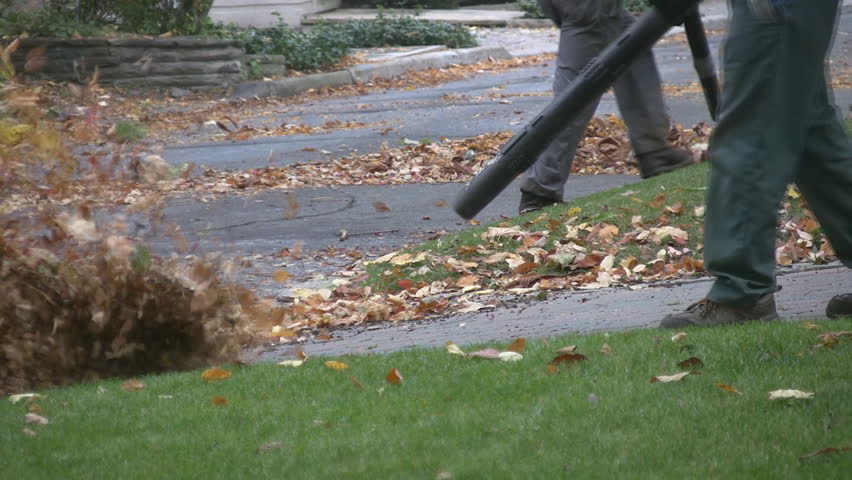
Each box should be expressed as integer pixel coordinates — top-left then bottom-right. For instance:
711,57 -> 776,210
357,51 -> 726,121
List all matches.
0,41 -> 259,394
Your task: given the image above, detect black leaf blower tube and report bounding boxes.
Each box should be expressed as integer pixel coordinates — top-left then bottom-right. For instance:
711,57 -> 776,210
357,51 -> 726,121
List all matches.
452,0 -> 717,220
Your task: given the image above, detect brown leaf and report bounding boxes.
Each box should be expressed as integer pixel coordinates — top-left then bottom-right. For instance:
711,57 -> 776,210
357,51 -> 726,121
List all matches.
24,44 -> 48,73
514,262 -> 538,275
550,353 -> 587,366
373,201 -> 391,212
121,379 -> 145,391
714,383 -> 742,395
273,270 -> 291,283
799,446 -> 852,461
285,193 -> 300,219
201,368 -> 232,382
211,396 -> 228,406
665,201 -> 684,215
215,121 -> 232,133
677,357 -> 704,370
649,194 -> 667,208
396,279 -> 415,290
385,368 -> 403,385
506,338 -> 526,353
350,376 -> 365,390
433,200 -> 448,207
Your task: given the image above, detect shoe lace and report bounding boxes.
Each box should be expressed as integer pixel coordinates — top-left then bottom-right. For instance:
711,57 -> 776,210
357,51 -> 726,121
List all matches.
685,298 -> 717,319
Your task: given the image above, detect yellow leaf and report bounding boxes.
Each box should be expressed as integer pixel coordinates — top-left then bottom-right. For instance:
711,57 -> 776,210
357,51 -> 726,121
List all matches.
446,342 -> 466,356
786,185 -> 800,199
324,360 -> 349,371
201,368 -> 232,382
121,379 -> 145,391
714,383 -> 742,395
566,207 -> 582,217
277,360 -> 305,367
801,322 -> 820,330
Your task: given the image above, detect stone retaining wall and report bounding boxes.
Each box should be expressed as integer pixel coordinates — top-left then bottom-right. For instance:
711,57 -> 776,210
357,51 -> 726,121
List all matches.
12,37 -> 247,89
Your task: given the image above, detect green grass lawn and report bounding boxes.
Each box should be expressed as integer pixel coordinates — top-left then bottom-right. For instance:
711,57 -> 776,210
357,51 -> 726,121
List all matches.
3,319 -> 851,479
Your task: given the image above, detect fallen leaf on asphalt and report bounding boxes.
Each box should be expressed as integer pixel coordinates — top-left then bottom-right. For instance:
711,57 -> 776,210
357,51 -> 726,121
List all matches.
600,343 -> 612,355
556,345 -> 578,354
324,360 -> 349,371
714,383 -> 742,395
350,376 -> 365,390
677,357 -> 704,370
446,342 -> 466,356
373,201 -> 391,212
468,349 -> 502,359
277,360 -> 305,367
121,379 -> 145,391
498,351 -> 523,362
506,338 -> 526,353
285,192 -> 300,219
651,372 -> 694,383
799,446 -> 852,460
671,332 -> 688,342
211,396 -> 228,406
25,413 -> 48,425
274,270 -> 292,283
201,368 -> 232,382
768,389 -> 814,400
385,368 -> 403,385
9,393 -> 42,404
434,200 -> 448,207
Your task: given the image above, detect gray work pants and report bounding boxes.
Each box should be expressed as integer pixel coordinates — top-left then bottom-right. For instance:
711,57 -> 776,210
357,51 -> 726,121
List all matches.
521,0 -> 673,201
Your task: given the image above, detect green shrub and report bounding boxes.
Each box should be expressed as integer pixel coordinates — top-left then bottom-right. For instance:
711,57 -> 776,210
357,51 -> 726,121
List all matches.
206,15 -> 477,72
0,0 -> 214,37
517,0 -> 545,19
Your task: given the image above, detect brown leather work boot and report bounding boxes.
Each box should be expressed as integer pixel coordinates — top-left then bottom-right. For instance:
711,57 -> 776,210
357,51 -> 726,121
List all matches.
826,293 -> 852,319
638,148 -> 694,179
660,294 -> 779,329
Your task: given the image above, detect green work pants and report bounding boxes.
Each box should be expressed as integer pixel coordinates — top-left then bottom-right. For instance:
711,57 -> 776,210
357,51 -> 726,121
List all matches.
706,0 -> 852,305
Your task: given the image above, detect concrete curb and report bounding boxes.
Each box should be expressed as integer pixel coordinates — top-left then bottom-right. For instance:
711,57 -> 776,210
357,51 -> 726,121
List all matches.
234,45 -> 511,99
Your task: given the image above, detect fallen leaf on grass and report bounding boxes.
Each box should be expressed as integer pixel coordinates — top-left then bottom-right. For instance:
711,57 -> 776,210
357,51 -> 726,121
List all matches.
446,342 -> 466,356
121,379 -> 145,391
799,446 -> 852,460
211,396 -> 228,406
468,349 -> 501,359
600,343 -> 612,355
25,413 -> 48,425
801,322 -> 820,330
556,345 -> 578,354
714,383 -> 742,395
506,337 -> 526,353
350,376 -> 365,390
651,372 -> 695,383
277,360 -> 305,367
385,368 -> 403,385
9,394 -> 42,404
768,389 -> 813,400
258,441 -> 285,454
22,428 -> 37,437
498,351 -> 523,362
677,357 -> 704,370
325,360 -> 349,371
201,368 -> 232,382
550,353 -> 587,367
671,332 -> 688,342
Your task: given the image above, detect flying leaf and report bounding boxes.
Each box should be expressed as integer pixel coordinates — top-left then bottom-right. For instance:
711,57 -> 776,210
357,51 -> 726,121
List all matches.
468,348 -> 501,359
201,368 -> 232,382
677,357 -> 704,370
277,360 -> 305,367
768,389 -> 814,400
600,343 -> 613,355
671,332 -> 687,342
446,342 -> 466,356
324,360 -> 349,371
650,372 -> 693,383
211,396 -> 228,406
274,270 -> 291,282
373,201 -> 391,212
121,379 -> 146,391
714,383 -> 742,395
506,337 -> 526,353
498,351 -> 523,362
385,368 -> 403,385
